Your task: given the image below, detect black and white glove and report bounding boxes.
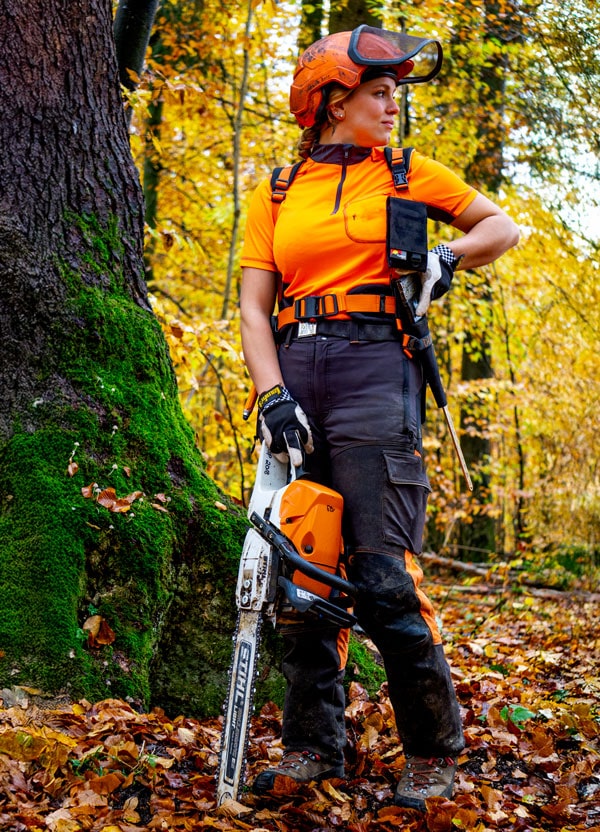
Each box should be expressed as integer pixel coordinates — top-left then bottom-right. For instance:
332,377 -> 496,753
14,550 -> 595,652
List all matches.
257,384 -> 314,468
414,244 -> 460,317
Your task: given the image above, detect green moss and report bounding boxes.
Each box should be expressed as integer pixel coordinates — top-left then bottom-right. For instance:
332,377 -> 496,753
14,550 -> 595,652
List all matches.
63,211 -> 127,287
0,213 -> 249,707
345,634 -> 386,698
0,431 -> 102,694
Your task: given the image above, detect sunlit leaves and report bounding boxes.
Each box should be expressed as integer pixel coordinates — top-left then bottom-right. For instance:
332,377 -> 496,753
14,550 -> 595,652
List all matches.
0,586 -> 597,828
123,0 -> 600,562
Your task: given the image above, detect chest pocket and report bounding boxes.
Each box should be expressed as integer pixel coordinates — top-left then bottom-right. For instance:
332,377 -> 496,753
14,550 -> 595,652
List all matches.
344,194 -> 388,243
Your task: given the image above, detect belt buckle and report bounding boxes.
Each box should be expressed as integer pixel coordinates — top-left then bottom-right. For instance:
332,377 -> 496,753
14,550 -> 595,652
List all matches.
297,322 -> 317,338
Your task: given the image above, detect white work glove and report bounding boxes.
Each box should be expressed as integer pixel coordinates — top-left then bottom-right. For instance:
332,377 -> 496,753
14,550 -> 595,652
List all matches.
414,244 -> 458,317
257,384 -> 314,469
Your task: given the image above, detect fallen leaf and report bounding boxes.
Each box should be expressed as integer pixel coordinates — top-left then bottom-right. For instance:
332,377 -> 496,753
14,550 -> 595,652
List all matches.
82,615 -> 116,648
217,797 -> 253,816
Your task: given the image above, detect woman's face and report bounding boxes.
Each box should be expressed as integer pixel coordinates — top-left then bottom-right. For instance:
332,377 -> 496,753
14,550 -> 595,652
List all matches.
323,76 -> 400,147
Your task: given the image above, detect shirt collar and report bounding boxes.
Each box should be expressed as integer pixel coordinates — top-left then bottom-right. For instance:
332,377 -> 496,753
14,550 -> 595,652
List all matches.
310,144 -> 373,165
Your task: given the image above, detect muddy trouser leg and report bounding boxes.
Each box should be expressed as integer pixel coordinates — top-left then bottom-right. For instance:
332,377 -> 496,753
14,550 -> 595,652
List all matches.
279,617 -> 347,766
332,443 -> 464,757
278,337 -> 463,762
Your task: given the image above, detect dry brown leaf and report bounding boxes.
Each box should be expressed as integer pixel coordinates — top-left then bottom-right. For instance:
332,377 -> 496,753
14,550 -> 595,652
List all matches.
82,615 -> 116,648
216,796 -> 253,817
88,772 -> 124,795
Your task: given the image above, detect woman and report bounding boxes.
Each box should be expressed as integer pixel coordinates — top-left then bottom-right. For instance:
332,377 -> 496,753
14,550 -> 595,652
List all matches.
239,25 -> 519,809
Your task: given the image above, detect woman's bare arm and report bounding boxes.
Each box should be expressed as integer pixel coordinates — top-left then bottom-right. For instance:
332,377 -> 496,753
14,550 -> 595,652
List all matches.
448,193 -> 520,270
240,266 -> 284,396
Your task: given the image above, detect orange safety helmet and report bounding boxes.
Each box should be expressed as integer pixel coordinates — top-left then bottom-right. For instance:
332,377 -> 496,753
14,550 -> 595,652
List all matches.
290,25 -> 443,128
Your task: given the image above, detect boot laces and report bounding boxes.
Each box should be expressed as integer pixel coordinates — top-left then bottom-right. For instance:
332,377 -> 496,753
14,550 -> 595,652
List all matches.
404,755 -> 456,793
279,750 -> 321,772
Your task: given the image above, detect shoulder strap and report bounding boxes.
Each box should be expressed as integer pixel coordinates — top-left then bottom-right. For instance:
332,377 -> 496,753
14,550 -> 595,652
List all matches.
384,146 -> 414,189
270,161 -> 304,223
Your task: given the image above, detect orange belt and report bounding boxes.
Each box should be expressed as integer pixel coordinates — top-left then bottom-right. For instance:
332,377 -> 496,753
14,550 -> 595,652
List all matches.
277,293 -> 397,329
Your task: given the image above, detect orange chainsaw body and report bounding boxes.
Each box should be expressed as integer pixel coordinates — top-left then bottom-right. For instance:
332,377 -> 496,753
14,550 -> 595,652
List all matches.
279,478 -> 344,599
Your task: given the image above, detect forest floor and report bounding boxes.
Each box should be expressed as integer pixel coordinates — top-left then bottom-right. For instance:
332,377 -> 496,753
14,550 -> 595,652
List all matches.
0,576 -> 598,831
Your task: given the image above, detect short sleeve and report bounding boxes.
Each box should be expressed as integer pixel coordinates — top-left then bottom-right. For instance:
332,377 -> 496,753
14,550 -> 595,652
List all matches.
240,178 -> 278,272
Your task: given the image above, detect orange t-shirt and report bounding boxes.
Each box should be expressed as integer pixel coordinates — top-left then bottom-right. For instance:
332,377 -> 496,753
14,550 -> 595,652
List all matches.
240,144 -> 476,301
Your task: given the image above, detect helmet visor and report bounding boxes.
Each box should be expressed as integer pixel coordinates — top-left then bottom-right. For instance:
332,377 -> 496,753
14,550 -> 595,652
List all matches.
348,25 -> 443,85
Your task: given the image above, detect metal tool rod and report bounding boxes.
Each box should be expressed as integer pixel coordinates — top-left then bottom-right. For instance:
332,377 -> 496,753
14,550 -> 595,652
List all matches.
442,405 -> 473,491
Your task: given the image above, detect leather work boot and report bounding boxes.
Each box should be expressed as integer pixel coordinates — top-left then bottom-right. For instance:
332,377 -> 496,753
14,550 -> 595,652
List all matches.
252,750 -> 345,794
394,755 -> 457,810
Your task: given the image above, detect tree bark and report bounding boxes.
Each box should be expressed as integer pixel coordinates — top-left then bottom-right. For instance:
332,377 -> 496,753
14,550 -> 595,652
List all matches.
114,0 -> 160,91
328,0 -> 380,33
0,0 -> 246,714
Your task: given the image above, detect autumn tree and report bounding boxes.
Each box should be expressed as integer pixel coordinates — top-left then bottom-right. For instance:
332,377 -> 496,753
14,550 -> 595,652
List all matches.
128,0 -> 598,581
0,0 -> 251,713
456,0 -> 524,557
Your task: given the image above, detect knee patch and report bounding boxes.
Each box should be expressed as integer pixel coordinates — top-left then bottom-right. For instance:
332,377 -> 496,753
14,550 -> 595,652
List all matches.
348,551 -> 435,655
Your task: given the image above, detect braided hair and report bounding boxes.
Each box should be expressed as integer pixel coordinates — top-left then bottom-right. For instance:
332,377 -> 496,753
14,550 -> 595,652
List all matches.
296,84 -> 354,159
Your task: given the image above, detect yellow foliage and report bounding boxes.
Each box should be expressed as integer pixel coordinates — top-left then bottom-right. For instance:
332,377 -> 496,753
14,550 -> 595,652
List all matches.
125,0 -> 599,565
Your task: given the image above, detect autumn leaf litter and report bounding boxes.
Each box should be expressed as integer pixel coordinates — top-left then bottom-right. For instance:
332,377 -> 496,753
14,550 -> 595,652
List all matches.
0,586 -> 598,831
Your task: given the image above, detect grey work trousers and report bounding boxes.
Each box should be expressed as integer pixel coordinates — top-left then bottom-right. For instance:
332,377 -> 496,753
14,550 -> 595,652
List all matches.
277,334 -> 464,765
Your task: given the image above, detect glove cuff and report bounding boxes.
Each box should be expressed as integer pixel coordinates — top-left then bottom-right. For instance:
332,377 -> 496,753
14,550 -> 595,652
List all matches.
430,243 -> 462,272
257,384 -> 293,414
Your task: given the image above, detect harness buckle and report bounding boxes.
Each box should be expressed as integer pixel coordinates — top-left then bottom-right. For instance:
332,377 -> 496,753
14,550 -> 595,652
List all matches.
294,294 -> 340,320
297,322 -> 318,338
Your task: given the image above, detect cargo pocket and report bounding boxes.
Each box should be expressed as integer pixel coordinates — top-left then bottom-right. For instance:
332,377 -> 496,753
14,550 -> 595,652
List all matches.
382,451 -> 431,553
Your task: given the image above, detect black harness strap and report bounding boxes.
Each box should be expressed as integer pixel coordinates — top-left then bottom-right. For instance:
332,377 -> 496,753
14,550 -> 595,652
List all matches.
384,146 -> 414,189
270,148 -> 413,212
268,148 -> 416,340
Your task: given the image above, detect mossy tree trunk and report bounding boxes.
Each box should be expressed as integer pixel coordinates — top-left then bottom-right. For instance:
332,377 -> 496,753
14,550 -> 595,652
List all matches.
0,0 -> 247,715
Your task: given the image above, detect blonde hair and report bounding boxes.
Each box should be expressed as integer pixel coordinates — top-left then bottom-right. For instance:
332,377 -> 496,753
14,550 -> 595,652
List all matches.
297,84 -> 354,159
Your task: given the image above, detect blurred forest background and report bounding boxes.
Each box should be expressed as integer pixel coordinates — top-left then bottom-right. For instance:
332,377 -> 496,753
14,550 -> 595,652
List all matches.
126,0 -> 599,582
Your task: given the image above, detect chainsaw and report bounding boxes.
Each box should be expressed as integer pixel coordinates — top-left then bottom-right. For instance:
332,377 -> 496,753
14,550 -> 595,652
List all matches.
215,441 -> 356,805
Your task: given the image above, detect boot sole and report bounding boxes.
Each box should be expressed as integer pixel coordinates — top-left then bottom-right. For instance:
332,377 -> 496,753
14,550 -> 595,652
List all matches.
253,766 -> 345,795
394,781 -> 454,811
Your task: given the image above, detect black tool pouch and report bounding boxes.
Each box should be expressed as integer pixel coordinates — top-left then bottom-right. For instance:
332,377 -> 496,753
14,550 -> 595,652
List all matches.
386,198 -> 428,272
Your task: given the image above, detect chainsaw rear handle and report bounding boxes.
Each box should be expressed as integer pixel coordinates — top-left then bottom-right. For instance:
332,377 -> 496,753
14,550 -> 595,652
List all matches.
249,512 -> 357,599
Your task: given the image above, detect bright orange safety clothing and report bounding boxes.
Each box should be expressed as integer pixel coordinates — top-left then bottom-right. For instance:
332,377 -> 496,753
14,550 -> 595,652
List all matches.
240,144 -> 476,306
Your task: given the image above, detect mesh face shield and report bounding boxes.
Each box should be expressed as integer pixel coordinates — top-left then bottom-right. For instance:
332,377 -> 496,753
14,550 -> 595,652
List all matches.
290,25 -> 444,128
348,25 -> 443,86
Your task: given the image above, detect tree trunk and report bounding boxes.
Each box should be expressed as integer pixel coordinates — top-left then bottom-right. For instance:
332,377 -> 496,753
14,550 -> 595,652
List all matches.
328,0 -> 380,33
0,0 -> 246,714
114,0 -> 161,92
457,0 -> 520,559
